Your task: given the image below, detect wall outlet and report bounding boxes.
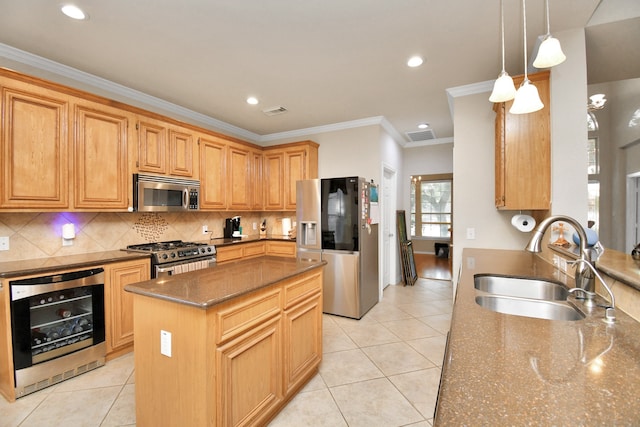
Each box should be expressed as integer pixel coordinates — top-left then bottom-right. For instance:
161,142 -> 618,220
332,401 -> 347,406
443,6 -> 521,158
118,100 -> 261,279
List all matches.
0,236 -> 9,251
253,222 -> 257,230
161,330 -> 172,357
202,225 -> 209,234
466,227 -> 476,240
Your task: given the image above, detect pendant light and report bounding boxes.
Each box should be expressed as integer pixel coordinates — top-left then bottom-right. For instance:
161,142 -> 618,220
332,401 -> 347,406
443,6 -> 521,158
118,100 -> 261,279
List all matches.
489,0 -> 516,103
533,0 -> 566,68
510,0 -> 544,114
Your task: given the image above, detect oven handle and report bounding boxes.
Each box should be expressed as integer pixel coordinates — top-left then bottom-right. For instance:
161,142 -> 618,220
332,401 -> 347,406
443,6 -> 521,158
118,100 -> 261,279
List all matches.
155,257 -> 215,278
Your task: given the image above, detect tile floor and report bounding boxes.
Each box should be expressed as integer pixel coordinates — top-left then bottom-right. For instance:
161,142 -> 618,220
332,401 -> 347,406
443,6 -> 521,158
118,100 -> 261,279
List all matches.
0,278 -> 452,427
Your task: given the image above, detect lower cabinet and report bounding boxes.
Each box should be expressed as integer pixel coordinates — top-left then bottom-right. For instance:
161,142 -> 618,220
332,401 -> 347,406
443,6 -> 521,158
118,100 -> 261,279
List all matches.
104,259 -> 150,357
266,240 -> 297,258
217,240 -> 295,263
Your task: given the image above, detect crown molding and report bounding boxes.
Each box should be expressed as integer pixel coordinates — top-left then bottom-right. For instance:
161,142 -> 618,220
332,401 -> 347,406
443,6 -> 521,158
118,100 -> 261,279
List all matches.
446,79 -> 494,119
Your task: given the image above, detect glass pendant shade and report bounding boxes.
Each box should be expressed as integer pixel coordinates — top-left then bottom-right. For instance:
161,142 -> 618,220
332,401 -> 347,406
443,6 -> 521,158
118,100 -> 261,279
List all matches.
489,71 -> 517,102
533,35 -> 566,68
509,79 -> 544,114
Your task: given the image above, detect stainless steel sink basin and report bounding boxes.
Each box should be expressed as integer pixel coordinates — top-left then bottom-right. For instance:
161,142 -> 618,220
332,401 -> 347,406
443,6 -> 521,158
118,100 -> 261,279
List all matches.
475,295 -> 585,321
474,274 -> 568,301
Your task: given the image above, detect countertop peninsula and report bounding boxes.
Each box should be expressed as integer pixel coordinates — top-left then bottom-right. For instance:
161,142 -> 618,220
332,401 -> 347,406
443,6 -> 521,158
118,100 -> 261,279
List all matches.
435,248 -> 640,425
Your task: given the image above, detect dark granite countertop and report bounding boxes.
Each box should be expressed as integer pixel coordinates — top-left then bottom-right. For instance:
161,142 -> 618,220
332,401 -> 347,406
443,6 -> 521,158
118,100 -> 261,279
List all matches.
435,248 -> 640,426
0,251 -> 150,279
206,235 -> 296,247
124,256 -> 325,309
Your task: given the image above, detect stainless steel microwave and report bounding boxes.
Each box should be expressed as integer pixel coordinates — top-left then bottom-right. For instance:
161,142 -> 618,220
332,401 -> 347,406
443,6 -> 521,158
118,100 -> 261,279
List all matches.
133,174 -> 200,212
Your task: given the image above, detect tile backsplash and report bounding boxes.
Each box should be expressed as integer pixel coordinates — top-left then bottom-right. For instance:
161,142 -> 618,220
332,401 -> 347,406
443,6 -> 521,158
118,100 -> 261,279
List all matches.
0,211 -> 295,262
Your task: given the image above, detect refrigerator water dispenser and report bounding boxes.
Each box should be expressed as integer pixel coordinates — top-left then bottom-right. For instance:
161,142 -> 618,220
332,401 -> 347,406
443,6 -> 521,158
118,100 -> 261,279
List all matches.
300,221 -> 317,246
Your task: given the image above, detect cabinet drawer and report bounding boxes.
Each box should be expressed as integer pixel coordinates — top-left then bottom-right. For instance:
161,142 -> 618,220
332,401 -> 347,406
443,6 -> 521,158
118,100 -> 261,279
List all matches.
216,245 -> 244,262
215,288 -> 281,344
243,242 -> 266,258
266,241 -> 296,258
283,271 -> 322,308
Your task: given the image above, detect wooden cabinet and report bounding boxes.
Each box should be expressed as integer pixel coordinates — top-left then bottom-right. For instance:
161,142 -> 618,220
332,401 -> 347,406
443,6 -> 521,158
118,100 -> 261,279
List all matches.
137,118 -> 196,178
251,149 -> 264,210
216,241 -> 266,263
104,258 -> 150,357
263,141 -> 319,211
199,135 -> 228,210
494,71 -> 550,211
283,271 -> 322,393
0,77 -> 70,209
73,101 -> 131,210
228,142 -> 252,210
266,240 -> 297,258
263,150 -> 285,210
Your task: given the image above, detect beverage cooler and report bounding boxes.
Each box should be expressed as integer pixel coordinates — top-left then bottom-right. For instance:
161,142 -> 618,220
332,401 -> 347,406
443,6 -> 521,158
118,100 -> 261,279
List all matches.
9,268 -> 106,398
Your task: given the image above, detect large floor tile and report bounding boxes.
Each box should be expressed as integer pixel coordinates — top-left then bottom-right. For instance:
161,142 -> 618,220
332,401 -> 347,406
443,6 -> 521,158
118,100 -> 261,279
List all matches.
361,341 -> 435,376
55,352 -> 134,392
319,349 -> 384,387
0,388 -> 49,427
100,384 -> 135,427
338,322 -> 401,348
269,388 -> 347,426
329,377 -> 424,427
418,313 -> 452,335
388,367 -> 442,420
20,386 -> 121,427
406,335 -> 448,367
323,328 -> 358,353
381,317 -> 441,341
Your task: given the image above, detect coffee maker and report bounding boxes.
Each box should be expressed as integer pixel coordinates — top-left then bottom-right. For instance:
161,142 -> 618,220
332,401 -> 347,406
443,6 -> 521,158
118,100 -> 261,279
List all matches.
224,216 -> 241,238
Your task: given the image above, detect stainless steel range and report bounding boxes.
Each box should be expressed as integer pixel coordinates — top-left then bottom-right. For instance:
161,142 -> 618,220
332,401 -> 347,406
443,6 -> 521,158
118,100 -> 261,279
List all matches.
126,240 -> 216,278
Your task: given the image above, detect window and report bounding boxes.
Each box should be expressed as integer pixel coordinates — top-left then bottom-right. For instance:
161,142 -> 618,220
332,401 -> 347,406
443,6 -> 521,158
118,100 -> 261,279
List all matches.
410,175 -> 452,238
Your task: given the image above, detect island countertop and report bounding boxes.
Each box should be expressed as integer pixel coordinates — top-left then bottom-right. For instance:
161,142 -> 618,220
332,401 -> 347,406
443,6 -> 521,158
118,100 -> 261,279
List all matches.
435,248 -> 640,425
124,255 -> 325,308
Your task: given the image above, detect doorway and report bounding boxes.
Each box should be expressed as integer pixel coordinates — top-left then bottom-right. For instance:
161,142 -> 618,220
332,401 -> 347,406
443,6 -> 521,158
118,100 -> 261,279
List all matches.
382,165 -> 397,291
626,173 -> 640,252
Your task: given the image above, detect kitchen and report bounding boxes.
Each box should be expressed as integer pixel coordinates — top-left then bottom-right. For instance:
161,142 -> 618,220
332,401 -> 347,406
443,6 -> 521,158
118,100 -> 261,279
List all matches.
1,0 -> 640,425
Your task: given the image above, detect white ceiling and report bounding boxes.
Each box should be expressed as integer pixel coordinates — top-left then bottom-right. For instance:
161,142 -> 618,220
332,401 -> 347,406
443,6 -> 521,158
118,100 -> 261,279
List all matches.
0,0 -> 637,145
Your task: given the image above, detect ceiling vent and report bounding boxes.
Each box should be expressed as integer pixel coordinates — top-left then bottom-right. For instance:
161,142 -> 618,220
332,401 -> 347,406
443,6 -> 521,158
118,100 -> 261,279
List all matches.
262,106 -> 288,116
406,129 -> 436,142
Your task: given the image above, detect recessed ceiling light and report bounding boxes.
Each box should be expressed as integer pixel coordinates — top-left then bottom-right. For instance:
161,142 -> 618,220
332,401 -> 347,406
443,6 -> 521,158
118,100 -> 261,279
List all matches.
246,97 -> 259,105
407,56 -> 424,67
418,123 -> 429,129
61,5 -> 87,20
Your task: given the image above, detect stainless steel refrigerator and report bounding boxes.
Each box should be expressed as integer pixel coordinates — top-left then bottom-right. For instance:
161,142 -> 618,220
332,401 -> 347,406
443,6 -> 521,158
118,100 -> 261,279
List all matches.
296,177 -> 379,319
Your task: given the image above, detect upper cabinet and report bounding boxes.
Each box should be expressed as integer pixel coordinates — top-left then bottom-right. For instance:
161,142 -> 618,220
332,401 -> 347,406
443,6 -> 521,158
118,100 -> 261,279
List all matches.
0,77 -> 70,209
73,101 -> 132,210
263,141 -> 319,211
136,117 -> 197,179
494,71 -> 550,211
0,69 -> 318,213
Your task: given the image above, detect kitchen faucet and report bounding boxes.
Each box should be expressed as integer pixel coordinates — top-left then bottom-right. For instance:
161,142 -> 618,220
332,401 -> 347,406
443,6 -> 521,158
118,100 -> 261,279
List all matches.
525,215 -> 616,323
525,215 -> 594,292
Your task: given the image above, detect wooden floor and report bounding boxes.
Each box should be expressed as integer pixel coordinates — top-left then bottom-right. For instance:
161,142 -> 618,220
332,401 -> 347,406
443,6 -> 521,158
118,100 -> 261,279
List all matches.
414,253 -> 452,281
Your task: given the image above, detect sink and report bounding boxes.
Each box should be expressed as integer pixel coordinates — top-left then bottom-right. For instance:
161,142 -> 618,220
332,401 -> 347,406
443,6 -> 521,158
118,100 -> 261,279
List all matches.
475,295 -> 585,321
474,274 -> 568,301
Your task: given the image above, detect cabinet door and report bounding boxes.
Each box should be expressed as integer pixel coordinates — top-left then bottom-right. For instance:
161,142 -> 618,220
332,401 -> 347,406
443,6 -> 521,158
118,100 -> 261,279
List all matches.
284,294 -> 322,393
251,150 -> 264,210
105,259 -> 150,354
228,143 -> 252,210
216,316 -> 283,426
199,136 -> 227,210
169,127 -> 195,178
1,82 -> 69,209
264,151 -> 284,210
284,148 -> 307,211
73,103 -> 130,210
266,241 -> 296,258
495,71 -> 550,210
137,119 -> 167,175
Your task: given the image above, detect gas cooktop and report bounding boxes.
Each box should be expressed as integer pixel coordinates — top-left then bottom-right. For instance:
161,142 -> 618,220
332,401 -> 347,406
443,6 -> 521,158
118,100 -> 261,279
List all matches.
126,240 -> 216,264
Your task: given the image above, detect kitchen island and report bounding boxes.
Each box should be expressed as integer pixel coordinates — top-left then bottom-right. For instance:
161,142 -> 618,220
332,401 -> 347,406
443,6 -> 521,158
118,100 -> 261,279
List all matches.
124,256 -> 325,426
435,248 -> 640,425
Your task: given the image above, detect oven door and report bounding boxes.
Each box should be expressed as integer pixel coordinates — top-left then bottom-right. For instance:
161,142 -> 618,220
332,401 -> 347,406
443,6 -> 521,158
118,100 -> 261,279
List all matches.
155,257 -> 216,279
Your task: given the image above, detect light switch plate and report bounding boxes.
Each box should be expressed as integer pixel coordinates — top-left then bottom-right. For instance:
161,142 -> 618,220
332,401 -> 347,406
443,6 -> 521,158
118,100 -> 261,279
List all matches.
466,228 -> 476,240
161,330 -> 172,357
0,236 -> 9,251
